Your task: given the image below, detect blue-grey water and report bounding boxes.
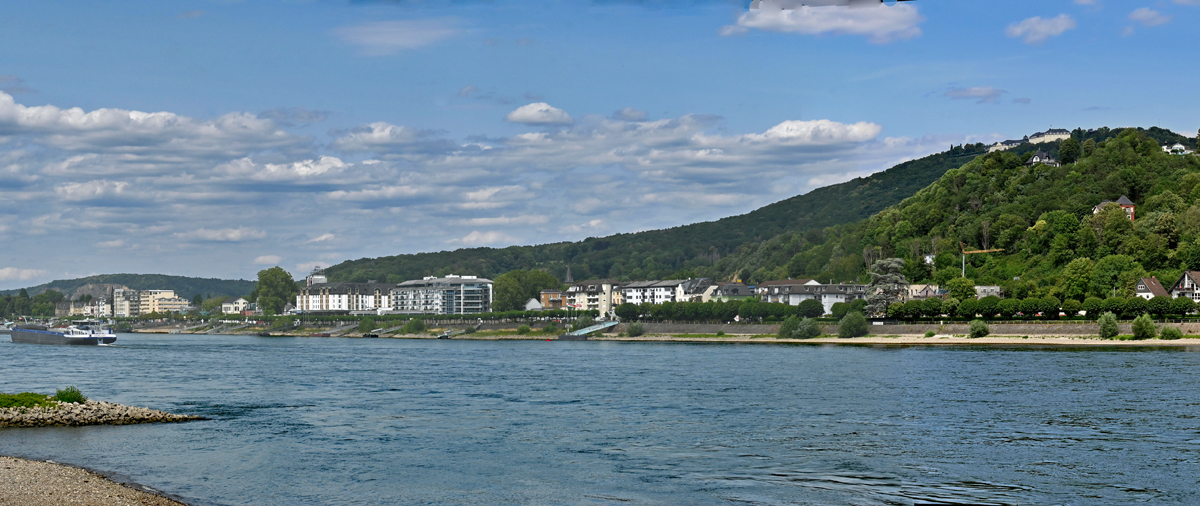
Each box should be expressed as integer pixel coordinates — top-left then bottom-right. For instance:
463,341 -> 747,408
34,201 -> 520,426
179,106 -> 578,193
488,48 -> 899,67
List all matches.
2,335 -> 1199,505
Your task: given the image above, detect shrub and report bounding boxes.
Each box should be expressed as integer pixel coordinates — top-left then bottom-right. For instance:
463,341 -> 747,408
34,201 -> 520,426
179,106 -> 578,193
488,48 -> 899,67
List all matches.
1147,296 -> 1172,317
838,311 -> 868,338
1131,314 -> 1156,340
716,330 -> 725,337
516,325 -> 531,335
626,322 -> 644,337
400,318 -> 427,334
968,319 -> 989,338
1171,296 -> 1196,316
1160,326 -> 1183,340
543,323 -> 559,334
765,315 -> 780,323
358,317 -> 376,333
830,302 -> 849,320
462,326 -> 476,334
797,298 -> 824,318
778,316 -> 799,338
924,330 -> 935,337
53,386 -> 87,404
1097,312 -> 1119,339
795,318 -> 821,339
571,315 -> 596,332
887,302 -> 904,319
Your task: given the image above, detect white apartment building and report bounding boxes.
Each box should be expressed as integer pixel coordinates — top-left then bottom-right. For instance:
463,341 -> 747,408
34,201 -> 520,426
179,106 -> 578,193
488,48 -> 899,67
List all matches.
756,279 -> 869,315
297,281 -> 393,314
112,288 -> 139,318
564,280 -> 622,314
391,275 -> 493,315
620,280 -> 686,305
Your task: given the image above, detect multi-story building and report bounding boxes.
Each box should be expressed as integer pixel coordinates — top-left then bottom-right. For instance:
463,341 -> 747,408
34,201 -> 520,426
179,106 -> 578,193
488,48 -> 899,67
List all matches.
620,280 -> 686,305
756,279 -> 868,315
1169,272 -> 1200,302
222,297 -> 252,314
705,282 -> 754,302
564,280 -> 623,314
539,289 -> 565,309
391,275 -> 493,315
112,288 -> 140,318
297,281 -> 393,314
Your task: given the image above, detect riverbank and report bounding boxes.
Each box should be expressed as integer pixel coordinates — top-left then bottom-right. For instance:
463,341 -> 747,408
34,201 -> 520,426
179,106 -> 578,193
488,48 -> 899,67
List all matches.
0,455 -> 187,506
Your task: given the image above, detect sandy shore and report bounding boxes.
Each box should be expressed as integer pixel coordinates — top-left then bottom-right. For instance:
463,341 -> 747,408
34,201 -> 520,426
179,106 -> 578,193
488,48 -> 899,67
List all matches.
0,455 -> 186,506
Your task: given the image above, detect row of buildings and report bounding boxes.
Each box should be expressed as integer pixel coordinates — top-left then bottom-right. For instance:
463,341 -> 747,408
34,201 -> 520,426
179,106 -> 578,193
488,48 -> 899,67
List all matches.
293,272 -> 493,316
55,288 -> 192,317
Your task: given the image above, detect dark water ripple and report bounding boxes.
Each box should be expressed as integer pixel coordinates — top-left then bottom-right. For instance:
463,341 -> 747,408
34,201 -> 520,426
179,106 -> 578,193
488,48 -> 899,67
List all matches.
2,335 -> 1199,505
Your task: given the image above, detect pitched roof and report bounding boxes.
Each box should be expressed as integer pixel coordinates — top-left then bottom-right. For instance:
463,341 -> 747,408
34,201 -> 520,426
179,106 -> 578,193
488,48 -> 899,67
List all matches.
1116,195 -> 1134,206
1138,277 -> 1170,298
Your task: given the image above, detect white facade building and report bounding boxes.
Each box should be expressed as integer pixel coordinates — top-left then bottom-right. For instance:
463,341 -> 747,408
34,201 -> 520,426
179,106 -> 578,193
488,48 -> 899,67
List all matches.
390,275 -> 493,315
222,297 -> 252,314
620,280 -> 686,305
296,282 -> 393,314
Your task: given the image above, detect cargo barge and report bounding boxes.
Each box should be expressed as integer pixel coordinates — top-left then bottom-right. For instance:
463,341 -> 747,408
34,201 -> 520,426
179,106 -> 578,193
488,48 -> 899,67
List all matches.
10,320 -> 117,345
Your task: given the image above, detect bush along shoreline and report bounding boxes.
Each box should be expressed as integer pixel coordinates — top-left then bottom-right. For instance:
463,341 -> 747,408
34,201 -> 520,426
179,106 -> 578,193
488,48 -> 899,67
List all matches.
0,387 -> 205,428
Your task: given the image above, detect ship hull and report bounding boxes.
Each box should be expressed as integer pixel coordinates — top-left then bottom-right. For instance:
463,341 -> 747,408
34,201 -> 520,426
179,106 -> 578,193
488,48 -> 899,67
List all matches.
10,327 -> 114,346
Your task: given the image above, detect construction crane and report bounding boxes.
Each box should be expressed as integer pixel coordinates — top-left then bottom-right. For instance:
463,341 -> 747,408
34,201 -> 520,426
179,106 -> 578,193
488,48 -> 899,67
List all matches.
960,242 -> 1004,277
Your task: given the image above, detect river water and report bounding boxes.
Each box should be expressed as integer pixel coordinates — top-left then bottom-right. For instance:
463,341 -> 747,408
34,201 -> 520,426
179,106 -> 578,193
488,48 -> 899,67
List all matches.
1,334 -> 1198,505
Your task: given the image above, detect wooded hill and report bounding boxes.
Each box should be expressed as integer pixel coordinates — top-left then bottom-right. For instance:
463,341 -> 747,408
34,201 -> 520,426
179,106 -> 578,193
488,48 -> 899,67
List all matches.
1,274 -> 255,301
324,143 -> 991,283
745,127 -> 1200,300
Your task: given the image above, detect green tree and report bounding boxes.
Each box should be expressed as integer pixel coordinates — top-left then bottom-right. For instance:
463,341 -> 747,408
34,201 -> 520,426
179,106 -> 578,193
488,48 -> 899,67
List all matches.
626,322 -> 644,337
1124,296 -> 1147,319
797,298 -> 824,318
795,318 -> 821,339
922,298 -> 943,318
492,270 -> 561,312
1160,326 -> 1183,340
358,317 -> 376,333
1082,138 -> 1097,158
251,266 -> 298,316
945,277 -> 976,301
830,302 -> 849,319
1170,296 -> 1196,316
1020,298 -> 1041,318
1059,137 -> 1081,164
998,298 -> 1020,319
191,293 -> 203,306
1082,297 -> 1103,318
865,258 -> 908,316
976,295 -> 1000,317
956,298 -> 977,318
1097,312 -> 1120,338
1040,296 -> 1061,319
1058,258 -> 1095,301
1131,313 -> 1156,340
1101,297 -> 1126,316
400,318 -> 427,334
571,315 -> 596,332
838,311 -> 868,338
941,297 -> 960,318
778,315 -> 800,338
968,319 -> 990,338
1091,255 -> 1145,298
615,303 -> 639,321
1062,299 -> 1082,317
1146,296 -> 1172,317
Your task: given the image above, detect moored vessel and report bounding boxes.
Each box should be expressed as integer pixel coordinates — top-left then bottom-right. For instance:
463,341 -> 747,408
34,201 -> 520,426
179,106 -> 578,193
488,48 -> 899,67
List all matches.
10,320 -> 117,345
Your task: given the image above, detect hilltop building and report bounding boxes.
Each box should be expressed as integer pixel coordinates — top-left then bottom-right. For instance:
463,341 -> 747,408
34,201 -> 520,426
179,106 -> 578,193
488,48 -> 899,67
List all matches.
1093,195 -> 1135,221
1163,142 -> 1194,155
390,275 -> 493,315
988,128 -> 1071,152
1026,149 -> 1060,167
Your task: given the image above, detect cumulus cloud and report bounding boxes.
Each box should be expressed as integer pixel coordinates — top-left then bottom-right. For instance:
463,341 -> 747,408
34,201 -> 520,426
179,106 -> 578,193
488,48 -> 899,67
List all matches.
307,233 -> 336,243
55,180 -> 129,201
329,122 -> 454,153
175,227 -> 266,242
0,267 -> 47,281
1006,14 -> 1076,44
449,230 -> 520,246
722,4 -> 924,43
97,239 -> 125,248
1129,8 -> 1170,26
612,108 -> 648,121
333,19 -> 461,56
254,255 -> 282,265
505,103 -> 574,125
944,87 -> 1007,104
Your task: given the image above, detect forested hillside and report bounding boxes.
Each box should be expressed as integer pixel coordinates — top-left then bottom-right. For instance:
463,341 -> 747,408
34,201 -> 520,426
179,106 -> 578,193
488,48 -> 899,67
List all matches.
325,144 -> 990,283
737,127 -> 1200,299
2,274 -> 255,301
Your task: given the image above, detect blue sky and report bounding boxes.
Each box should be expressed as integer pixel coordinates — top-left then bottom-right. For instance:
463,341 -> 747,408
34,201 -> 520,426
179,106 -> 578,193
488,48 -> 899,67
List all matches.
1,0 -> 1197,288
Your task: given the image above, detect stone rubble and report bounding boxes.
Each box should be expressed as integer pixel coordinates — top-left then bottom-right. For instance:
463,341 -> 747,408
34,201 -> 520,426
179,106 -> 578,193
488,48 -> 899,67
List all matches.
0,399 -> 204,428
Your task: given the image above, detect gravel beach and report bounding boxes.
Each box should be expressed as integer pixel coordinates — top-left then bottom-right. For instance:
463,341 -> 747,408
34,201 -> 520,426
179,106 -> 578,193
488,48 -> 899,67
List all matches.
0,399 -> 204,428
0,456 -> 187,506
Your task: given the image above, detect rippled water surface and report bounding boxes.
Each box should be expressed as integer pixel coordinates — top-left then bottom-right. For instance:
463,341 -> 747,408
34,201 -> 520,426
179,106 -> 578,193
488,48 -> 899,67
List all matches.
2,335 -> 1199,505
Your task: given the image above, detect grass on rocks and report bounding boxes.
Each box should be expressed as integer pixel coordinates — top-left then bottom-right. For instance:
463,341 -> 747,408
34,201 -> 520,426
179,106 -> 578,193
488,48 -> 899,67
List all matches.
0,386 -> 87,409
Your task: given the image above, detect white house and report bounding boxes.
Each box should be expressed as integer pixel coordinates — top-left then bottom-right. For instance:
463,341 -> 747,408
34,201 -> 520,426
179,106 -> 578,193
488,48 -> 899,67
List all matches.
1135,277 -> 1170,300
1163,142 -> 1193,155
756,279 -> 867,315
222,297 -> 251,314
1169,272 -> 1200,302
620,280 -> 686,305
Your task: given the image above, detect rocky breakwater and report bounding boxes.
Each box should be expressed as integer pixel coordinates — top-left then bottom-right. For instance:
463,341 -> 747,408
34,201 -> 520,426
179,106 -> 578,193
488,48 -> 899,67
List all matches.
0,400 -> 206,428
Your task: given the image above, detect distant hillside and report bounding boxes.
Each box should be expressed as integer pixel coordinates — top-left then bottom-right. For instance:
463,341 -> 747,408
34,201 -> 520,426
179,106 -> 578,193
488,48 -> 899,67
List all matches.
2,274 -> 255,300
324,143 -> 991,283
728,126 -> 1200,298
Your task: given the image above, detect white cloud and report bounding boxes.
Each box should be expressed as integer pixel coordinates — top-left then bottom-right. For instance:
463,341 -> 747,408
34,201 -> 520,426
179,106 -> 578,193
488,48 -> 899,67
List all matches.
722,4 -> 924,43
254,255 -> 282,265
175,227 -> 266,242
944,87 -> 1007,104
97,239 -> 125,248
55,180 -> 129,201
612,108 -> 648,121
1129,8 -> 1170,26
0,267 -> 47,281
329,122 -> 451,153
741,119 -> 881,144
333,19 -> 461,56
307,233 -> 336,243
1005,14 -> 1076,44
449,230 -> 519,246
505,103 -> 574,125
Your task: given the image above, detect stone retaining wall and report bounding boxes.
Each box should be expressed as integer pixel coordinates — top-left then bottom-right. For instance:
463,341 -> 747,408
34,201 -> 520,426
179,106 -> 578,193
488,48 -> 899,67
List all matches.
0,400 -> 205,428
